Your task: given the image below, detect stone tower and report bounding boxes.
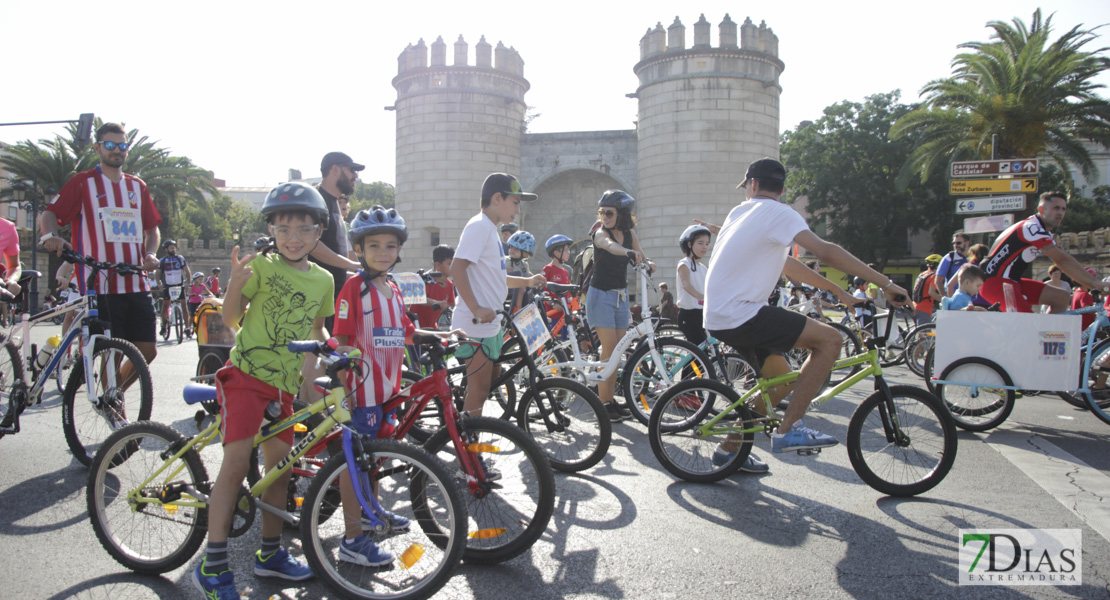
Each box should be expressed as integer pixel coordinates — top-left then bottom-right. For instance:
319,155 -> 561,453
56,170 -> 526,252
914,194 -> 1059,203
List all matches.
392,35 -> 529,266
633,14 -> 784,277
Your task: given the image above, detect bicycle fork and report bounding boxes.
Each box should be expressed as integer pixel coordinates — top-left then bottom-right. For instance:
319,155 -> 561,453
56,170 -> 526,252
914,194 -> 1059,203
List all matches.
873,376 -> 910,447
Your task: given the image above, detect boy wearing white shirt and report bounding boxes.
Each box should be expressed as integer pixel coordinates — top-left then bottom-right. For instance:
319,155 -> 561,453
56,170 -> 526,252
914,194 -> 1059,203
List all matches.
451,173 -> 546,417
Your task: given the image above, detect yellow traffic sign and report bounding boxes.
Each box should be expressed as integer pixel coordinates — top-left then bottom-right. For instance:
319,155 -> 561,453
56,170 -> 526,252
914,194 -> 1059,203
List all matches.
950,178 -> 1037,195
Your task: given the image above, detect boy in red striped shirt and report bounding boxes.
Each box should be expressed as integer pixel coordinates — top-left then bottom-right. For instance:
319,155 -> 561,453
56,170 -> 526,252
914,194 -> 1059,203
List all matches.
332,206 -> 460,565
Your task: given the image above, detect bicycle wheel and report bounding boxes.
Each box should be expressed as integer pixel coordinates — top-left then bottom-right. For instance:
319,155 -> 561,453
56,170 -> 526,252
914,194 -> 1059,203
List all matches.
620,337 -> 712,426
720,352 -> 759,395
399,371 -> 444,444
648,378 -> 757,483
55,343 -> 78,395
935,357 -> 1016,432
0,339 -> 24,438
1056,338 -> 1110,413
826,322 -> 863,386
174,307 -> 184,344
846,385 -> 957,496
923,346 -> 937,394
86,421 -> 209,573
516,376 -> 610,472
300,440 -> 466,600
905,326 -> 935,378
195,348 -> 227,378
422,417 -> 555,564
62,337 -> 154,466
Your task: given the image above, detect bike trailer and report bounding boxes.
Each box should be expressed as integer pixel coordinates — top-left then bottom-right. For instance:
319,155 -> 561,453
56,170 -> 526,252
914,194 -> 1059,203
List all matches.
192,298 -> 236,347
935,311 -> 1081,392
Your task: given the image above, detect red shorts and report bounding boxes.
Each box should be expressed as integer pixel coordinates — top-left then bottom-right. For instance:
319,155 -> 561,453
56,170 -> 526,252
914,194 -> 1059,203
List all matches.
215,364 -> 295,445
979,277 -> 1047,313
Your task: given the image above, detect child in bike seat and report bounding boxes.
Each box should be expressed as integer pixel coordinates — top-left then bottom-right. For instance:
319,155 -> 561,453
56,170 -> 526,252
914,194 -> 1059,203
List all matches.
332,206 -> 461,567
194,183 -> 334,600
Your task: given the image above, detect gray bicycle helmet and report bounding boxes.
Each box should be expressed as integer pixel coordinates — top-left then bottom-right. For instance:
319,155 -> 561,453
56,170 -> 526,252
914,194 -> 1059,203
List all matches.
260,182 -> 329,230
348,206 -> 408,246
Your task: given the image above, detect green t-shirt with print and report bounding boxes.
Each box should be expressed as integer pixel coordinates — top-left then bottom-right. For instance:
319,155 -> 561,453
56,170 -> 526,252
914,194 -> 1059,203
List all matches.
229,253 -> 335,393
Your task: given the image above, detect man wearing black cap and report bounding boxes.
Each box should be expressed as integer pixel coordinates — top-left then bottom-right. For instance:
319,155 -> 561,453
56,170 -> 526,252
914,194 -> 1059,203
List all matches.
702,157 -> 909,464
310,152 -> 364,326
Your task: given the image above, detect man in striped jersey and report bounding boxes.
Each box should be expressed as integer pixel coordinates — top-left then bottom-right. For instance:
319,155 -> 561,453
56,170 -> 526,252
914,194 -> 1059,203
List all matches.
39,122 -> 162,364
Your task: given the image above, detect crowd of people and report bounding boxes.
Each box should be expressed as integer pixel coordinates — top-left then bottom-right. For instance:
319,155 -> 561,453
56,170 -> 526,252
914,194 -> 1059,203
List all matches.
26,121 -> 1103,599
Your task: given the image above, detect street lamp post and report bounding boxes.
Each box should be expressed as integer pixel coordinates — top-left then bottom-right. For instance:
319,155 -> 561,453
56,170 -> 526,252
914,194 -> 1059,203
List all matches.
9,180 -> 51,313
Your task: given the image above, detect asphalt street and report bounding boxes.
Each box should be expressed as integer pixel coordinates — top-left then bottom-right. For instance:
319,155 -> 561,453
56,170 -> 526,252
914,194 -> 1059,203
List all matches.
2,323 -> 1109,599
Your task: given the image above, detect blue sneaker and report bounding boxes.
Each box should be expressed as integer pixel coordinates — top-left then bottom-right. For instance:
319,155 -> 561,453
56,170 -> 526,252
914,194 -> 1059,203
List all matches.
192,559 -> 239,600
339,535 -> 395,567
771,420 -> 839,454
253,547 -> 314,581
362,510 -> 410,533
711,445 -> 770,473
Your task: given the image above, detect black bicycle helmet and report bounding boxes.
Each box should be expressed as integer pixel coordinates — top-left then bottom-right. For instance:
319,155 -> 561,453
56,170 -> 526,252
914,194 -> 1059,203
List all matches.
501,223 -> 519,234
162,239 -> 177,248
260,182 -> 329,230
348,206 -> 408,246
598,190 -> 634,209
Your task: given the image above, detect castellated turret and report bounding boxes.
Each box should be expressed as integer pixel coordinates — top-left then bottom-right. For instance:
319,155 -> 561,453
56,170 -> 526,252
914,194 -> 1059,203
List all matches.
634,14 -> 784,279
392,35 -> 529,267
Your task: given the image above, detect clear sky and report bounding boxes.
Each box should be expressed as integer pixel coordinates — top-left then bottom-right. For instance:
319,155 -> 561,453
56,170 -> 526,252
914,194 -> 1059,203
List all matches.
2,0 -> 1108,188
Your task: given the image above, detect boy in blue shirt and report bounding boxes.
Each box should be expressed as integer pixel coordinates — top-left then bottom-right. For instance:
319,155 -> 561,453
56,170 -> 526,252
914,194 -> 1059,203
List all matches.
942,265 -> 987,312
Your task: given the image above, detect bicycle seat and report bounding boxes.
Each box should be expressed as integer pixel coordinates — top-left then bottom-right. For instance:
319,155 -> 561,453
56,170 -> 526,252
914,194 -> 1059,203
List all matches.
183,383 -> 218,405
18,270 -> 41,284
547,283 -> 578,295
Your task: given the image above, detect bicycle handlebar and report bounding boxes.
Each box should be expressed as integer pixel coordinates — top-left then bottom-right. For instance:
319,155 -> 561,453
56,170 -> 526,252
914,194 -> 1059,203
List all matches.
60,249 -> 145,276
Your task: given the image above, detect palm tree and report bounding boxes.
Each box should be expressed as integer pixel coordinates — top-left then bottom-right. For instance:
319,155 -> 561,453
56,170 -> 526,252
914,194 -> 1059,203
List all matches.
891,9 -> 1110,188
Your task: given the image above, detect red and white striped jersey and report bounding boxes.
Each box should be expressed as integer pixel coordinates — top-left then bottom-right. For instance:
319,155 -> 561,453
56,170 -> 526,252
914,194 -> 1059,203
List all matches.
334,276 -> 415,408
48,166 -> 162,294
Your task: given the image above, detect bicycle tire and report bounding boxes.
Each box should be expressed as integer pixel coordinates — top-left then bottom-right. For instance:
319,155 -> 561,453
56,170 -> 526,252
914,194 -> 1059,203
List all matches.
422,417 -> 555,564
55,343 -> 78,395
86,421 -> 209,574
935,357 -> 1016,432
0,339 -> 24,438
826,322 -> 863,386
1056,338 -> 1110,411
846,385 -> 957,496
62,337 -> 154,466
174,307 -> 184,344
300,440 -> 466,600
195,349 -> 227,378
923,346 -> 937,395
905,326 -> 935,378
620,337 -> 713,426
516,376 -> 611,472
1073,339 -> 1110,426
647,378 -> 756,483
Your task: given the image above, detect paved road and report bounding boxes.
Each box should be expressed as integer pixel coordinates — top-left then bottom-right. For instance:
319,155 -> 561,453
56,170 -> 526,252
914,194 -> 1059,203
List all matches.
2,324 -> 1109,599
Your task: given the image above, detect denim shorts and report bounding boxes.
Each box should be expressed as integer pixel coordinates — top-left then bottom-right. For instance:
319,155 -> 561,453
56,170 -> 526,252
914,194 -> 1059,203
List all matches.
586,286 -> 630,329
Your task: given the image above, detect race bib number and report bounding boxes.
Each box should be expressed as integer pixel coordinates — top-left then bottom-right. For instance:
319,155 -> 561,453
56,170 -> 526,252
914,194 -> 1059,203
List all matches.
392,273 -> 427,306
373,326 -> 405,349
169,286 -> 182,300
513,303 -> 551,356
98,207 -> 142,244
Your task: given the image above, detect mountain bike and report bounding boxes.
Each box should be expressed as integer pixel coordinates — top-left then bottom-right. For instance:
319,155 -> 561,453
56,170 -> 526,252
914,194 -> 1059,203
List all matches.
162,283 -> 186,344
87,341 -> 467,600
649,301 -> 957,497
0,250 -> 154,466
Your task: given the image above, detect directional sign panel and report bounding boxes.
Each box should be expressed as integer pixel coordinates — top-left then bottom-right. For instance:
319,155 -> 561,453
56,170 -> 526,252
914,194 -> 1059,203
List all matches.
964,214 -> 1015,234
955,195 -> 1026,214
950,178 -> 1037,195
951,159 -> 1039,178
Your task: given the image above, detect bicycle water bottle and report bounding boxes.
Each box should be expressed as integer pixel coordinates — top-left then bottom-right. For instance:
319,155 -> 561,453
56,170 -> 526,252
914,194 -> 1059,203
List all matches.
34,335 -> 62,369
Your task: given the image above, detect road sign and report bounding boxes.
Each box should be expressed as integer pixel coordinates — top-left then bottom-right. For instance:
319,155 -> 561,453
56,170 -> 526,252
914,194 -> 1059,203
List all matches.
951,159 -> 1039,178
964,214 -> 1014,234
955,195 -> 1026,214
950,178 -> 1038,195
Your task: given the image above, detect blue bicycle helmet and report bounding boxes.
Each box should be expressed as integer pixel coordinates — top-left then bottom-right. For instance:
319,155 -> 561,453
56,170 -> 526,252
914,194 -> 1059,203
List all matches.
507,231 -> 535,255
545,234 -> 573,257
261,182 -> 329,230
348,206 -> 408,245
598,190 -> 634,209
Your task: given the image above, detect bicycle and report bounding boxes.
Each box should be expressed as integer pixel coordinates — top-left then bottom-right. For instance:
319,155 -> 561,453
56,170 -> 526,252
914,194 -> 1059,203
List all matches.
87,340 -> 467,600
648,301 -> 958,497
162,283 -> 187,344
840,305 -> 912,367
0,250 -> 154,466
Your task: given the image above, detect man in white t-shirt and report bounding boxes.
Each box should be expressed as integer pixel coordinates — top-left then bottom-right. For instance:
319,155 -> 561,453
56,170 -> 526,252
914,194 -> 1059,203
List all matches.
451,173 -> 546,418
704,158 -> 908,461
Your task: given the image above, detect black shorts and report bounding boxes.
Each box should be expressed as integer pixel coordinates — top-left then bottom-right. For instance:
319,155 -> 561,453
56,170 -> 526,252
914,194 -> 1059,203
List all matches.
709,305 -> 808,369
94,292 -> 157,344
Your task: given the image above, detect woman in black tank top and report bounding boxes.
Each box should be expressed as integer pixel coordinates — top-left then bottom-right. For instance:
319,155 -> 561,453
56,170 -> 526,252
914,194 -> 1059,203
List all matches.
585,190 -> 654,423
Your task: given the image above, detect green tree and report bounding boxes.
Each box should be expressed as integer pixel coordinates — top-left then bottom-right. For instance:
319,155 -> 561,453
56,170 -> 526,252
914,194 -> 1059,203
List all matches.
348,181 -> 395,213
891,9 -> 1110,189
781,91 -> 952,265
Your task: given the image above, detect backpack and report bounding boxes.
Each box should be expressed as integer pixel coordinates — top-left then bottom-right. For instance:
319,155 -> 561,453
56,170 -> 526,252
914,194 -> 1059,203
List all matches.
576,220 -> 605,290
912,270 -> 933,304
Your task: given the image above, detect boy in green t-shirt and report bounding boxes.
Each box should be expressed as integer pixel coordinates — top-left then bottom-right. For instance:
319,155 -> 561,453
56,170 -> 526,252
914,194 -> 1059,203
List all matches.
193,182 -> 335,600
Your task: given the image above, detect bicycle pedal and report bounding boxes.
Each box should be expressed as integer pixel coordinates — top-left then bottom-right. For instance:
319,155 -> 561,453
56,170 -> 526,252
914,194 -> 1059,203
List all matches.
796,448 -> 822,456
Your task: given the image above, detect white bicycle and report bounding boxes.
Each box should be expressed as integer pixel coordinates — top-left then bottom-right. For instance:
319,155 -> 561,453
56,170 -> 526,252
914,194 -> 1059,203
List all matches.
161,284 -> 186,344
